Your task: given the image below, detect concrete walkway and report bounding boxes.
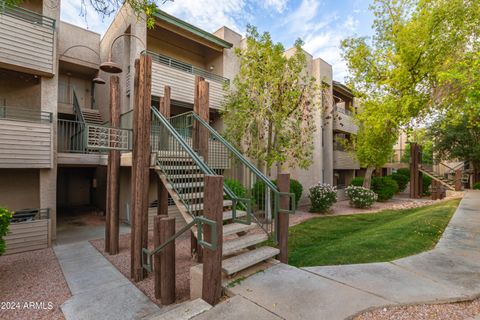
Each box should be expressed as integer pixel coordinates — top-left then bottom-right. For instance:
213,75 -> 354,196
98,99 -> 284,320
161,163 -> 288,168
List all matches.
198,190 -> 480,320
54,241 -> 160,320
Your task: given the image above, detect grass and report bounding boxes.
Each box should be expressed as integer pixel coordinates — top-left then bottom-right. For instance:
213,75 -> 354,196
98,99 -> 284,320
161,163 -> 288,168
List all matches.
288,199 -> 460,267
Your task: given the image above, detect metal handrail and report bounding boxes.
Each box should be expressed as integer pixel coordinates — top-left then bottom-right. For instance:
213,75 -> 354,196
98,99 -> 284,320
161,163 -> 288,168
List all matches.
144,50 -> 229,84
0,1 -> 56,29
168,111 -> 296,241
0,106 -> 52,123
72,89 -> 85,124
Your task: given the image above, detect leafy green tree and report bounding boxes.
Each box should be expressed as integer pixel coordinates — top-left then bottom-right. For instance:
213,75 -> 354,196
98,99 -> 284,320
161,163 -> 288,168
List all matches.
341,0 -> 480,187
222,26 -> 318,175
429,112 -> 480,184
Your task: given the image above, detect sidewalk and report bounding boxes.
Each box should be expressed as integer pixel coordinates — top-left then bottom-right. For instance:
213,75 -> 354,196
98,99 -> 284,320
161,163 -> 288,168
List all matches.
54,241 -> 160,320
199,190 -> 480,320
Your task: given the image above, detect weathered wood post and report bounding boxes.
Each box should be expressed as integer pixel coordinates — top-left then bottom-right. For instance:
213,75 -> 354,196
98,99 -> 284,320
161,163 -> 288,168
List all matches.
131,54 -> 152,282
157,86 -> 171,217
410,143 -> 421,199
153,214 -> 167,299
160,216 -> 176,305
455,169 -> 462,191
202,175 -> 223,306
107,75 -> 121,255
277,173 -> 290,264
191,76 -> 209,261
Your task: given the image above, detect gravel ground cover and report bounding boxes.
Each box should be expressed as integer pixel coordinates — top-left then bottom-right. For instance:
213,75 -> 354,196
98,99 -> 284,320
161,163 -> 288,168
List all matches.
355,298 -> 480,320
90,231 -> 196,306
0,248 -> 71,320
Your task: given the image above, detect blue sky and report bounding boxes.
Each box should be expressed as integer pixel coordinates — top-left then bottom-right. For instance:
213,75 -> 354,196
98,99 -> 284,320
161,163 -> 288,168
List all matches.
61,0 -> 375,81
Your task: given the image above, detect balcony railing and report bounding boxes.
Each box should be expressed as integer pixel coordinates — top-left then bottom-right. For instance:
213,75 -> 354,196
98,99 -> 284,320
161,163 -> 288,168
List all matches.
0,106 -> 52,123
58,119 -> 86,153
0,1 -> 55,75
144,50 -> 229,84
333,105 -> 354,116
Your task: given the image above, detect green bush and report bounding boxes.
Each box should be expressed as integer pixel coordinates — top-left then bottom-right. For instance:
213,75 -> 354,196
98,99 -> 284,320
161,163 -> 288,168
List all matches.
0,207 -> 13,256
423,175 -> 432,195
396,168 -> 410,178
308,183 -> 337,213
224,178 -> 247,199
350,177 -> 364,187
473,182 -> 480,190
390,173 -> 409,192
371,176 -> 398,201
252,178 -> 303,210
345,186 -> 377,208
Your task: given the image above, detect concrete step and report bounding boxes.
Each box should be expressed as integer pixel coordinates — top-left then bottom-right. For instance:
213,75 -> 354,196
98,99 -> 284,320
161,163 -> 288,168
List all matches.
174,181 -> 205,189
161,165 -> 201,171
190,200 -> 233,212
222,210 -> 247,221
169,174 -> 204,180
223,233 -> 268,256
223,222 -> 256,237
222,246 -> 279,275
142,298 -> 211,320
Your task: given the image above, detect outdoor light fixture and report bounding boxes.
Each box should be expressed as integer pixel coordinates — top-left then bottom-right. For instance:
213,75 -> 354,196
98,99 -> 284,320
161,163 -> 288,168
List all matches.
59,45 -> 106,85
100,33 -> 146,74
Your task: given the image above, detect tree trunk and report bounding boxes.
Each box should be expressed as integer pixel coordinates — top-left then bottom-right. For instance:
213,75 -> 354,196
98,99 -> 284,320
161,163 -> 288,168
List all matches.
363,167 -> 375,189
473,162 -> 480,185
266,121 -> 273,177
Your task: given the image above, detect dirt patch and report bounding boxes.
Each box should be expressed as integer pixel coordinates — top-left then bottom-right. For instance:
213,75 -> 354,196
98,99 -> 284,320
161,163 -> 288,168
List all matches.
0,248 -> 71,320
90,231 -> 196,306
355,298 -> 480,320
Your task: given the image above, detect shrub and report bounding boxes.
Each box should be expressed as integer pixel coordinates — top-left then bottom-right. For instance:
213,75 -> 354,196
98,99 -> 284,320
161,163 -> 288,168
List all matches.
224,178 -> 247,199
0,207 -> 13,256
371,176 -> 398,201
350,177 -> 364,187
345,186 -> 377,208
308,183 -> 337,213
396,168 -> 410,178
422,175 -> 432,195
473,182 -> 480,190
390,173 -> 409,192
253,178 -> 303,210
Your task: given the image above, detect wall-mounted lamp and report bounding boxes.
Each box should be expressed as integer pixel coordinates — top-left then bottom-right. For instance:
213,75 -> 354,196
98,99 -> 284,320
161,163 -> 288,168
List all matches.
59,45 -> 106,85
100,33 -> 146,74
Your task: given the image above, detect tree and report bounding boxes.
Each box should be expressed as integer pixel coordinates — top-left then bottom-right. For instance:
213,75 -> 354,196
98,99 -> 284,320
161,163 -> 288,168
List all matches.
221,26 -> 318,175
7,0 -> 162,28
400,129 -> 434,165
341,0 -> 480,187
429,112 -> 480,184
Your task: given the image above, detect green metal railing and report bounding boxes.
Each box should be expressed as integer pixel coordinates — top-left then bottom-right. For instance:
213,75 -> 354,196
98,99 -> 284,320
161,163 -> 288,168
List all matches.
168,111 -> 296,242
0,1 -> 55,29
72,90 -> 85,124
145,50 -> 229,85
0,106 -> 52,123
85,124 -> 132,151
11,208 -> 50,223
57,119 -> 86,153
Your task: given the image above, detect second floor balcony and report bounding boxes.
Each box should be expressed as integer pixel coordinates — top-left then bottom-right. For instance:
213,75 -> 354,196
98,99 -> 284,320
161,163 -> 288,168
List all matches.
333,105 -> 358,134
146,51 -> 229,110
0,2 -> 56,77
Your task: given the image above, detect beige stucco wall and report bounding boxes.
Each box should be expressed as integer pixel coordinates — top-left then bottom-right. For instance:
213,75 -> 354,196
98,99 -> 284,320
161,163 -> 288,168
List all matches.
58,22 -> 101,68
0,169 -> 40,211
0,74 -> 41,109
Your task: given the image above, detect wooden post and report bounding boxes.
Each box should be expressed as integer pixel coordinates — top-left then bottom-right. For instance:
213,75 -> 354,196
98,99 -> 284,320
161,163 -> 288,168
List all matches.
455,169 -> 462,191
160,86 -> 171,117
277,173 -> 290,264
202,175 -> 223,306
131,54 -> 152,282
153,214 -> 167,299
108,75 -> 121,255
410,143 -> 420,199
160,217 -> 176,305
157,85 -> 171,217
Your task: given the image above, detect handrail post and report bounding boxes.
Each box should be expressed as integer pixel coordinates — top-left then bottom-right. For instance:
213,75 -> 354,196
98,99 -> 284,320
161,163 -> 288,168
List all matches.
202,175 -> 223,305
277,173 -> 290,264
153,214 -> 167,299
455,169 -> 462,191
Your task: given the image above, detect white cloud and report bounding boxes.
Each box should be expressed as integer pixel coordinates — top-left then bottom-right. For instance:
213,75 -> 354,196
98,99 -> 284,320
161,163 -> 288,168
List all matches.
263,0 -> 289,13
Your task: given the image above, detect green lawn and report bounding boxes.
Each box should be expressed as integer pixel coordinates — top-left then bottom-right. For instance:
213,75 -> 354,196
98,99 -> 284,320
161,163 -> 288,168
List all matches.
288,199 -> 459,267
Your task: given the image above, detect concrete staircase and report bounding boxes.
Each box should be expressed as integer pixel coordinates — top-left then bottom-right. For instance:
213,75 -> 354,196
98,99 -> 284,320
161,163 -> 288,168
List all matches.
155,153 -> 279,277
81,109 -> 105,125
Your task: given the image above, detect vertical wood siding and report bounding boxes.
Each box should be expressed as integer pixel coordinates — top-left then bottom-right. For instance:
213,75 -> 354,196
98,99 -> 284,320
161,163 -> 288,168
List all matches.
0,119 -> 53,168
333,112 -> 358,134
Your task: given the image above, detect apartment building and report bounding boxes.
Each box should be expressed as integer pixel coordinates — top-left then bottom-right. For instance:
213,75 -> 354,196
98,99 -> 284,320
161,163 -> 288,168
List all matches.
0,1 -> 359,252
